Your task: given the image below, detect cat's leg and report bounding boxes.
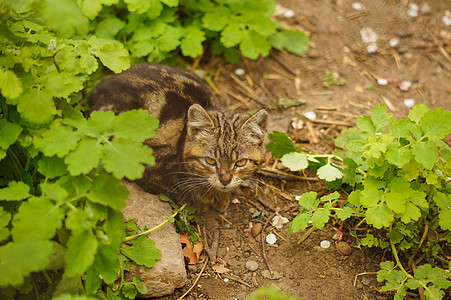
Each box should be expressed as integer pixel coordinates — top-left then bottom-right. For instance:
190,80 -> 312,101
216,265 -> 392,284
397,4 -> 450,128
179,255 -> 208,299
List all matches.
213,192 -> 231,212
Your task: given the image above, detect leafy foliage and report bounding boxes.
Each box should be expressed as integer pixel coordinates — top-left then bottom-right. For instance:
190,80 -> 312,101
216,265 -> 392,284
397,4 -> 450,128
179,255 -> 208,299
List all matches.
271,104 -> 451,299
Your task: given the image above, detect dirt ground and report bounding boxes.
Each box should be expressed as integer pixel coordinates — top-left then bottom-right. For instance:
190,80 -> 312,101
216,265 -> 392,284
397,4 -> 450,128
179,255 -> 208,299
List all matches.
158,0 -> 450,299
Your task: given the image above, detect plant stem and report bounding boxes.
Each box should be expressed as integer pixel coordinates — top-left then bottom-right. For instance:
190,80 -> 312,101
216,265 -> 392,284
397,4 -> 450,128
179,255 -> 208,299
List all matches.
123,204 -> 186,242
408,220 -> 429,269
390,237 -> 413,279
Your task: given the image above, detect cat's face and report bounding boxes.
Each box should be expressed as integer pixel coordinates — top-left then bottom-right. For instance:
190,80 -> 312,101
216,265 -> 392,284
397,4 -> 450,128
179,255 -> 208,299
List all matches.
183,104 -> 268,192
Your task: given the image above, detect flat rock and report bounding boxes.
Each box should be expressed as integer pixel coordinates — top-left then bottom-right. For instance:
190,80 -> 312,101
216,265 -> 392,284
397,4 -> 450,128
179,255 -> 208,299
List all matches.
122,182 -> 187,298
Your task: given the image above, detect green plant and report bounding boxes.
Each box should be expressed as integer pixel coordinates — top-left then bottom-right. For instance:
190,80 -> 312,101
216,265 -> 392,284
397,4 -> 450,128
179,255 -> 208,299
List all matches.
247,285 -> 299,300
269,104 -> 451,299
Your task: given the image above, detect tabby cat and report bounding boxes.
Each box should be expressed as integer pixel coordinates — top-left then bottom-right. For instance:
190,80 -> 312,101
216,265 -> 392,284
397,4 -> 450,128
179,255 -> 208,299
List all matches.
90,63 -> 268,211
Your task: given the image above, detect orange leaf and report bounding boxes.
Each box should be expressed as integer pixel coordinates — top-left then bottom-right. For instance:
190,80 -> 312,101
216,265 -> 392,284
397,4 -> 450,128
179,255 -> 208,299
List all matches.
179,233 -> 204,264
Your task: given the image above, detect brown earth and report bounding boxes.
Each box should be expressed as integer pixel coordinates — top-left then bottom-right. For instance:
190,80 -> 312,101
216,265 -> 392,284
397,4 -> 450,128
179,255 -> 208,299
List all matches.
156,0 -> 450,299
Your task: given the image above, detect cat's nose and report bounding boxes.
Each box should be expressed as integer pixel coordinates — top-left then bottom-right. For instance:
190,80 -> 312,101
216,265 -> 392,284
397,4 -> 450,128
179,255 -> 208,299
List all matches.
219,172 -> 231,186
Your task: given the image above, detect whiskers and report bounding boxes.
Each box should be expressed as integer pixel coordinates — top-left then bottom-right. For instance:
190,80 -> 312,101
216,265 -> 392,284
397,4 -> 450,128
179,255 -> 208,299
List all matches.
167,171 -> 212,201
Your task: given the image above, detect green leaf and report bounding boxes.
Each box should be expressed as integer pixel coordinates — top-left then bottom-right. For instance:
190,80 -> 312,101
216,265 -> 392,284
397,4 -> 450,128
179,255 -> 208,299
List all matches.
220,23 -> 243,47
0,207 -> 12,243
335,206 -> 353,221
87,174 -> 129,210
16,89 -> 57,124
12,197 -> 64,242
0,70 -> 23,100
411,142 -> 437,169
239,30 -> 271,59
36,122 -> 82,157
53,294 -> 97,300
266,131 -> 296,159
102,138 -> 155,180
400,202 -> 421,224
133,276 -> 148,294
366,203 -> 394,229
408,104 -> 429,124
202,8 -> 230,31
438,210 -> 451,230
43,71 -> 84,99
297,192 -> 318,210
0,119 -> 22,152
385,143 -> 412,168
420,107 -> 451,140
89,245 -> 120,285
0,237 -> 52,286
89,37 -> 130,73
281,152 -> 308,171
65,229 -> 99,277
310,203 -> 331,229
103,208 -> 125,249
95,17 -> 126,39
120,236 -> 161,268
288,211 -> 311,234
123,0 -> 151,14
181,26 -> 206,58
41,0 -> 89,38
65,138 -> 102,176
371,104 -> 392,131
37,156 -> 68,178
41,181 -> 69,202
0,181 -> 30,201
110,110 -> 159,142
269,29 -> 309,55
433,192 -> 451,209
316,163 -> 343,182
122,282 -> 138,299
360,184 -> 384,208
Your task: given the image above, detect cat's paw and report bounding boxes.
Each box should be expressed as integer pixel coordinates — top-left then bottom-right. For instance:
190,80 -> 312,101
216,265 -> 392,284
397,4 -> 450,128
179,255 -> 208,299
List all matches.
214,195 -> 230,212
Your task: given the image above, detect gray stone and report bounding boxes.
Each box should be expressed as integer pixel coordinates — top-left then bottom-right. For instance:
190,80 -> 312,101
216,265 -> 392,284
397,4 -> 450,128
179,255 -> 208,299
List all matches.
122,182 -> 187,298
245,260 -> 259,271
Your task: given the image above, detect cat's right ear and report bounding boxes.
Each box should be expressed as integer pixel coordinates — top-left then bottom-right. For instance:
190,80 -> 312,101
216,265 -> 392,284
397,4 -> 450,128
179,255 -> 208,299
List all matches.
187,104 -> 214,140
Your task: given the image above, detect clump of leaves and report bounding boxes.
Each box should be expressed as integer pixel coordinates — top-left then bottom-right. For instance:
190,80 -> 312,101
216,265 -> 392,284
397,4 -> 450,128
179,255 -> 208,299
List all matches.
322,71 -> 346,88
270,104 -> 451,299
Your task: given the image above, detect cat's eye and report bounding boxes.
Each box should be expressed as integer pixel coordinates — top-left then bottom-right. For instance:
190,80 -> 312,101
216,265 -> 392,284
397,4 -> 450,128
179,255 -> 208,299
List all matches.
205,157 -> 217,166
235,159 -> 248,167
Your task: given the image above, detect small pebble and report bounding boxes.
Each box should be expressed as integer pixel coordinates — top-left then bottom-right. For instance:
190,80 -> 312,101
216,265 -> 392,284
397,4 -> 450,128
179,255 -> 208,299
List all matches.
377,78 -> 388,86
336,241 -> 352,256
320,240 -> 331,249
234,68 -> 245,76
397,80 -> 412,91
224,278 -> 229,282
251,223 -> 262,237
266,233 -> 277,244
304,111 -> 317,120
443,10 -> 451,26
404,98 -> 416,107
245,260 -> 259,272
231,198 -> 240,204
389,38 -> 400,47
352,2 -> 363,11
366,43 -> 379,54
307,49 -> 320,58
360,27 -> 378,43
283,9 -> 295,18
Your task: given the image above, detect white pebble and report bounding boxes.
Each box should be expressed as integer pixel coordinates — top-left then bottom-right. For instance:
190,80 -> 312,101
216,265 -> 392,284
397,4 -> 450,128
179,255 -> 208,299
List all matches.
283,9 -> 295,18
389,38 -> 400,47
366,43 -> 379,54
224,278 -> 229,282
266,233 -> 277,244
377,78 -> 388,86
404,98 -> 415,107
234,68 -> 245,76
352,2 -> 363,11
320,240 -> 331,249
232,198 -> 240,204
360,27 -> 378,43
407,9 -> 418,18
398,80 -> 412,91
304,111 -> 317,120
291,119 -> 304,129
408,3 -> 419,12
443,10 -> 451,26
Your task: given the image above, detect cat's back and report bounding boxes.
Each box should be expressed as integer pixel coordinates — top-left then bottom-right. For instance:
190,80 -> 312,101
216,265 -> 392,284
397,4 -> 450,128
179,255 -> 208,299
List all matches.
89,63 -> 213,118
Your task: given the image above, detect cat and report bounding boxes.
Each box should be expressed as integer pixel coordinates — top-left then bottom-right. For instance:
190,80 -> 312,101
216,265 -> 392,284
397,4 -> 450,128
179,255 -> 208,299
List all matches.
90,63 -> 268,211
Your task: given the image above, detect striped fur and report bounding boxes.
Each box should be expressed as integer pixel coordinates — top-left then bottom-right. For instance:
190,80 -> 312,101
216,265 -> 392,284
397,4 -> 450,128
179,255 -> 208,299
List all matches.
90,63 -> 268,211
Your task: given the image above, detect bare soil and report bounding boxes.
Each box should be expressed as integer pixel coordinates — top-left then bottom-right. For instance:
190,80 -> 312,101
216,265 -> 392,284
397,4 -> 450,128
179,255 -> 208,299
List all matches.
157,0 -> 450,299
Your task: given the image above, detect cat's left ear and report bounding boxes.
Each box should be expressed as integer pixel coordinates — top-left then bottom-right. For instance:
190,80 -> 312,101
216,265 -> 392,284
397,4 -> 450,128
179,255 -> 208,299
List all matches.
242,109 -> 268,144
